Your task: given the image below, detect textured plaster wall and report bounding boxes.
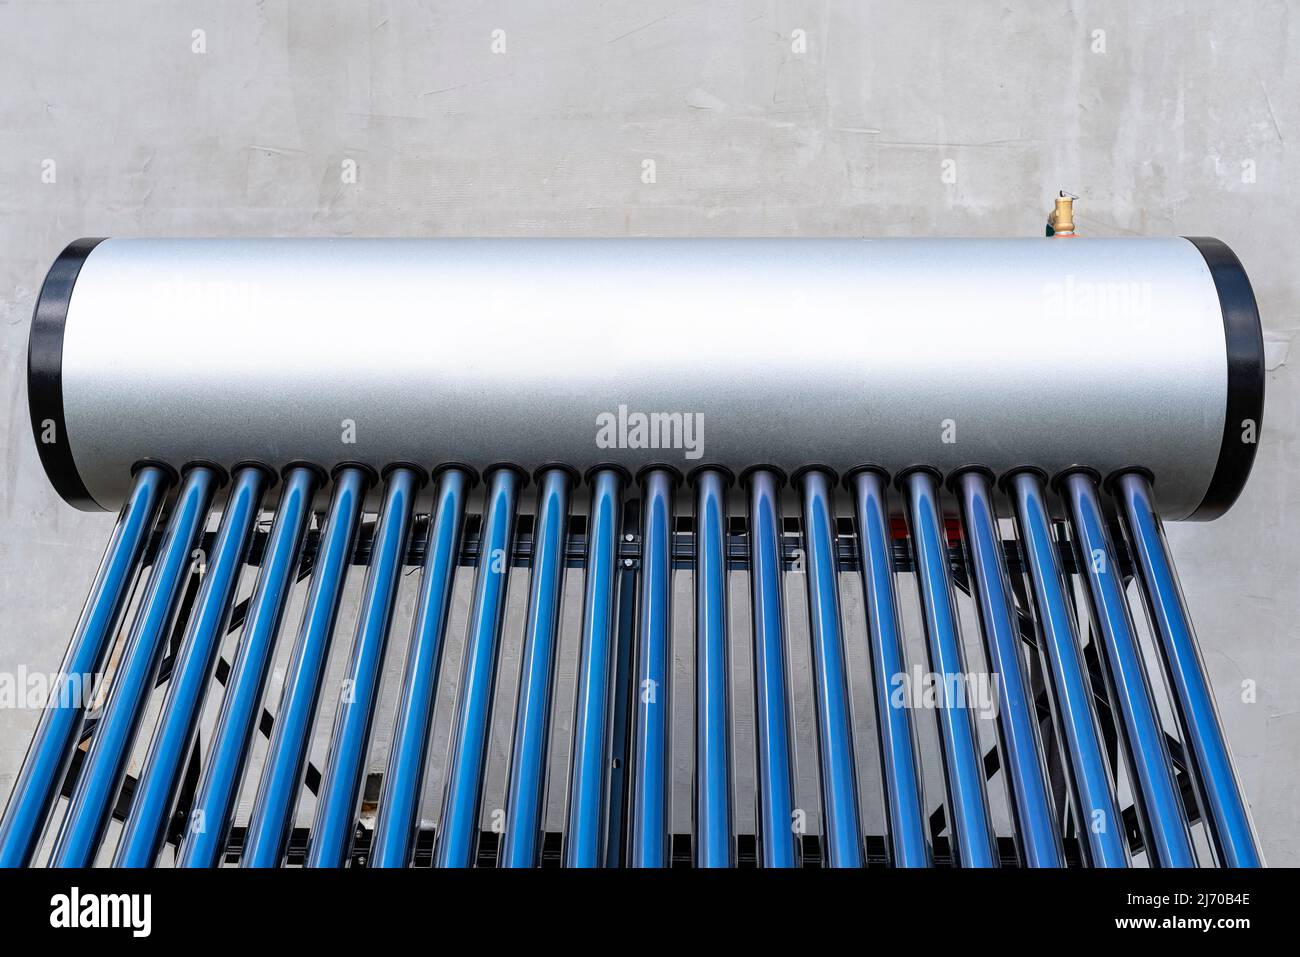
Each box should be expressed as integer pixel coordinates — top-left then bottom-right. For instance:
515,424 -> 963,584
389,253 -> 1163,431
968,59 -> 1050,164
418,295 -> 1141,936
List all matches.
0,1 -> 1296,863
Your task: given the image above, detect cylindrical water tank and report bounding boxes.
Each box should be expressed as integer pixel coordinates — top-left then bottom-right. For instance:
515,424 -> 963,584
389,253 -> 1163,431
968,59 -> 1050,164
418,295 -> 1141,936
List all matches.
28,237 -> 1262,519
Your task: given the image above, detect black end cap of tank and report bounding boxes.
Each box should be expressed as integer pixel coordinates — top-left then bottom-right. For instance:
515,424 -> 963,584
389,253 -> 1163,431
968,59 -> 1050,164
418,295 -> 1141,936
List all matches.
1184,237 -> 1265,521
28,238 -> 106,511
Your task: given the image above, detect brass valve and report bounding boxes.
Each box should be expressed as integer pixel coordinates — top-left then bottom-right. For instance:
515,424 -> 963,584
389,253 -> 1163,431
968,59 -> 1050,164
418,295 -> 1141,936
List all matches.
1047,192 -> 1076,236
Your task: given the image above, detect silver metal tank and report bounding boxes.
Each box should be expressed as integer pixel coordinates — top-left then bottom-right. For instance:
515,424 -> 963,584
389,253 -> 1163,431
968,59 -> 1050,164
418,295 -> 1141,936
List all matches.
28,237 -> 1263,519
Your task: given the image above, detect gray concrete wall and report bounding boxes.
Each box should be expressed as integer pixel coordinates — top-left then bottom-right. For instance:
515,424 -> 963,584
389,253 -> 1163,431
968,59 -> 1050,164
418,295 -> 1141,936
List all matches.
1,1 -> 1296,864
